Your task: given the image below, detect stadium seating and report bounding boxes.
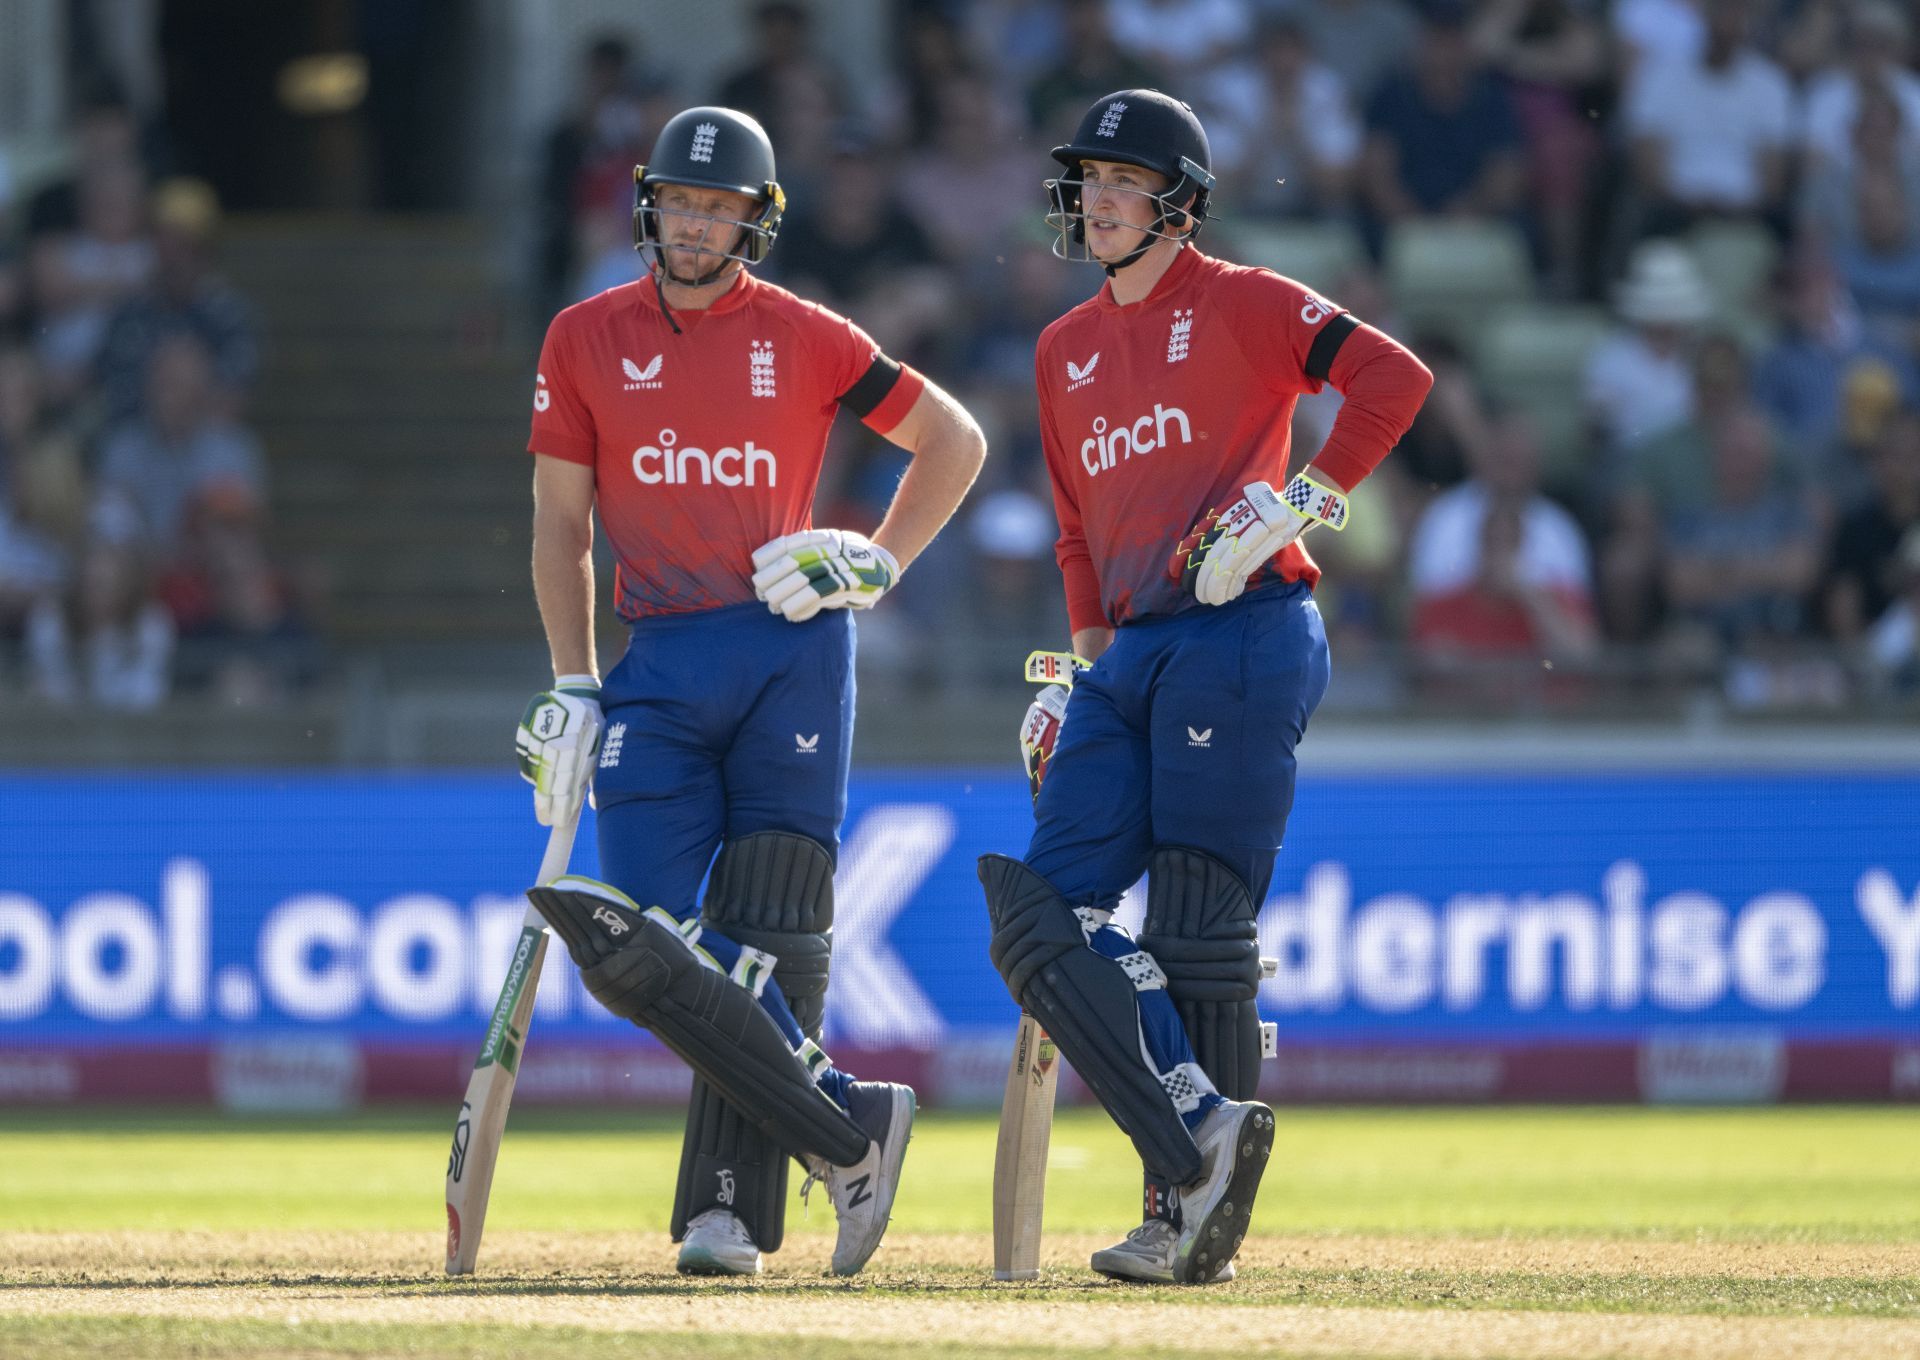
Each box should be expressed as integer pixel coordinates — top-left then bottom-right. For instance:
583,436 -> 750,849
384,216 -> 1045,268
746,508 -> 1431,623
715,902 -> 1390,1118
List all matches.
1384,219 -> 1534,342
1224,220 -> 1365,294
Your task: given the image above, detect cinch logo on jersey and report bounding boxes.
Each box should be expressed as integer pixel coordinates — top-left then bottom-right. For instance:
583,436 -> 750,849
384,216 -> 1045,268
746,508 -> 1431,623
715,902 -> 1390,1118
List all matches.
1080,404 -> 1192,477
632,428 -> 778,487
1067,352 -> 1100,392
533,373 -> 550,412
622,355 -> 663,390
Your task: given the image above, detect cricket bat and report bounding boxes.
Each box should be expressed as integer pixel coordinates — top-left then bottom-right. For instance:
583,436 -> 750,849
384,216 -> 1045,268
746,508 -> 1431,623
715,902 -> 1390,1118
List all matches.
444,812 -> 580,1275
991,1010 -> 1060,1281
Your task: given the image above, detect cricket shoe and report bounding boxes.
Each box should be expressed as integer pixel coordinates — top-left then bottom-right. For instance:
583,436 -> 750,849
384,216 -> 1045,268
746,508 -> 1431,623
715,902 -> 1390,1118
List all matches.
803,1080 -> 915,1275
1171,1099 -> 1274,1284
676,1208 -> 763,1276
1089,1218 -> 1239,1284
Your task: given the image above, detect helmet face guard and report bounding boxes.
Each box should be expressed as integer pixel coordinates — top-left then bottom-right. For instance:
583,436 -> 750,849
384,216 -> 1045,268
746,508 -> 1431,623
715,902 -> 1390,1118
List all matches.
633,165 -> 787,286
1044,155 -> 1212,267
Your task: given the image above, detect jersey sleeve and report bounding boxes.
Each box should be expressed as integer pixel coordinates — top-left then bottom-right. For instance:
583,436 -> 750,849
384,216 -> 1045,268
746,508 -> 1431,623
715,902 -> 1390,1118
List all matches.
527,315 -> 596,465
1035,344 -> 1106,635
1218,268 -> 1355,399
807,306 -> 926,435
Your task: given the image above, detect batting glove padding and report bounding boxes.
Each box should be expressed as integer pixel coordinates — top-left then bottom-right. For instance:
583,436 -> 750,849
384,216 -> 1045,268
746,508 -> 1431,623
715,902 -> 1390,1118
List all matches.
515,675 -> 603,827
1170,473 -> 1350,607
751,529 -> 901,623
1019,683 -> 1071,802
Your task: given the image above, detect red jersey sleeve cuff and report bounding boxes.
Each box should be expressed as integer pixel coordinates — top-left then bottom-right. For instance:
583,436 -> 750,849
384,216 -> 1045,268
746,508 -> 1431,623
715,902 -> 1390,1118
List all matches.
1061,562 -> 1106,635
529,435 -> 595,466
859,363 -> 925,435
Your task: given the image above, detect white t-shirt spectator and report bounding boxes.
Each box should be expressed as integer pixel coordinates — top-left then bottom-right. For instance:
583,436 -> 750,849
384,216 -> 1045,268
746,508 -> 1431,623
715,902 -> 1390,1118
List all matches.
1627,50 -> 1793,208
1407,482 -> 1593,599
1584,330 -> 1695,453
1800,69 -> 1920,168
1613,0 -> 1705,75
1107,0 -> 1250,69
1207,59 -> 1360,193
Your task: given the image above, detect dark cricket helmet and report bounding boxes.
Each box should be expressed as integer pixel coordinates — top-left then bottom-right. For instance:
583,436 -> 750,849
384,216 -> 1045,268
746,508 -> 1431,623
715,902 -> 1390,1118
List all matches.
634,106 -> 786,272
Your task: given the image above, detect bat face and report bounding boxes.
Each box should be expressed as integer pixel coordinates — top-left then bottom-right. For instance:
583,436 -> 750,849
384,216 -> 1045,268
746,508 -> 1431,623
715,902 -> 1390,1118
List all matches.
993,1013 -> 1061,1281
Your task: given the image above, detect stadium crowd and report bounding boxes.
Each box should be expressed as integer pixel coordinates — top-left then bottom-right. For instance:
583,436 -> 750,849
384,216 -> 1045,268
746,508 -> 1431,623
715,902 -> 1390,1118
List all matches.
543,0 -> 1920,711
0,92 -> 314,710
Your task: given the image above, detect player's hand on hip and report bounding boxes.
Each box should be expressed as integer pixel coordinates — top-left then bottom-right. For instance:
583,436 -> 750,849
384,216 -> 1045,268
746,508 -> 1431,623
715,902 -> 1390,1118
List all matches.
751,529 -> 900,622
1169,473 -> 1349,606
515,675 -> 603,827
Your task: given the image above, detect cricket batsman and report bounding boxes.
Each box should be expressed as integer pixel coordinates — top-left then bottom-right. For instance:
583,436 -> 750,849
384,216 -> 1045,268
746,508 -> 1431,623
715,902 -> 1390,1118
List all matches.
981,89 -> 1432,1284
515,106 -> 986,1277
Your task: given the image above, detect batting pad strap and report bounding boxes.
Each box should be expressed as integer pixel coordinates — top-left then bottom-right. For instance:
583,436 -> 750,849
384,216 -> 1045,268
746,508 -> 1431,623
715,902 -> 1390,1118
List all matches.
1281,470 -> 1349,532
1117,950 -> 1169,992
1160,1061 -> 1213,1115
981,854 -> 1203,1185
530,885 -> 868,1167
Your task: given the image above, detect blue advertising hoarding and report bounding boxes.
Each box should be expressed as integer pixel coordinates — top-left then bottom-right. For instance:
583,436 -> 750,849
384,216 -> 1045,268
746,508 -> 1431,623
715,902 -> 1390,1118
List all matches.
1,770 -> 1915,1060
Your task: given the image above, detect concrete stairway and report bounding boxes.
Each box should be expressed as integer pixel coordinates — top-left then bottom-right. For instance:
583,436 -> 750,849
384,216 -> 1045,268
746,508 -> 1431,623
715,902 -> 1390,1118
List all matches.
221,215 -> 541,645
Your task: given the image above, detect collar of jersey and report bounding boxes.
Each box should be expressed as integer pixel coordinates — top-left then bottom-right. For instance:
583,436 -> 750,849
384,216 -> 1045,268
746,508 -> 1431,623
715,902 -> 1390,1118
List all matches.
636,265 -> 757,319
1095,243 -> 1202,313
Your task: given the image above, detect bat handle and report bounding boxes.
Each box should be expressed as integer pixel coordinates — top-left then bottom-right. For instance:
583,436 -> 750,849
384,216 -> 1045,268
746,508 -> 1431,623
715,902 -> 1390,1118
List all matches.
533,808 -> 582,888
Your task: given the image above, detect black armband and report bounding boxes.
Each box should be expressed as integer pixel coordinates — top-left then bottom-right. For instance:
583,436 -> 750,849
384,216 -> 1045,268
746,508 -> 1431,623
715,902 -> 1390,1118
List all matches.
838,352 -> 904,419
1305,313 -> 1360,383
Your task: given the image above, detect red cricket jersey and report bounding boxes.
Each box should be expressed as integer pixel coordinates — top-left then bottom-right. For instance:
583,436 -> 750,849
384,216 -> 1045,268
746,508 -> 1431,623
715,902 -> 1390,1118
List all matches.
1037,246 -> 1428,633
528,270 -> 922,619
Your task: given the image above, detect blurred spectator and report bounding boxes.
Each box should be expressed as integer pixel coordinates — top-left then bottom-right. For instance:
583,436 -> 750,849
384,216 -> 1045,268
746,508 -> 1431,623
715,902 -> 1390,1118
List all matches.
26,499 -> 173,710
1407,407 -> 1596,654
1799,1 -> 1920,170
1600,337 -> 1776,641
1827,151 -> 1920,344
1800,84 -> 1920,250
1753,262 -> 1918,486
0,346 -> 87,556
893,10 -> 973,149
897,72 -> 1037,265
1105,0 -> 1250,79
160,498 -> 317,707
1662,407 -> 1823,653
1210,16 -> 1362,220
716,2 -> 846,182
1384,332 -> 1488,494
1612,0 -> 1705,80
1585,240 -> 1711,458
1026,0 -> 1163,135
94,178 -> 259,427
23,91 -> 143,241
536,33 -> 672,317
95,333 -> 265,559
1470,0 -> 1609,295
1276,0 -> 1419,109
1360,2 -> 1525,237
1623,0 -> 1792,235
773,138 -> 953,361
1861,526 -> 1920,692
29,155 -> 154,405
1825,410 -> 1920,642
963,0 -> 1069,97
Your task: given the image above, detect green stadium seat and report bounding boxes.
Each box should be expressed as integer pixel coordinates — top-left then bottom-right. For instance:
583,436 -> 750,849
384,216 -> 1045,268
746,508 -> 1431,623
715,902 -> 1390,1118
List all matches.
1473,304 -> 1612,489
1384,219 -> 1534,342
1223,220 -> 1365,294
1686,220 -> 1779,347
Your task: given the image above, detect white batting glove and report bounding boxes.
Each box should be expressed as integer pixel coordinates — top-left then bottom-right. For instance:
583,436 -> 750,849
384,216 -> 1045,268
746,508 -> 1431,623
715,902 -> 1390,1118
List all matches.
515,674 -> 603,827
1020,682 -> 1071,802
1170,472 -> 1350,607
750,529 -> 900,623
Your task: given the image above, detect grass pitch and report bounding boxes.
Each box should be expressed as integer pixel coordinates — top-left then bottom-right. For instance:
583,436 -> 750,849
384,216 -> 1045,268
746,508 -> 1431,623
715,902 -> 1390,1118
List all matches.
1,1106 -> 1916,1358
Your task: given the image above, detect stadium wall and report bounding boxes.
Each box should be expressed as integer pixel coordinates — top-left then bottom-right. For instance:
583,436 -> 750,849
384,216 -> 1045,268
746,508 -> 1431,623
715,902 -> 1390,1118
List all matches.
1,772 -> 1915,1108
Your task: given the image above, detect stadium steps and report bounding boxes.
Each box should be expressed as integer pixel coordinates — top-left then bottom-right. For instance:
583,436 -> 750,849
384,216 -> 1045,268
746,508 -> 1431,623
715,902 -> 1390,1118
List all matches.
223,214 -> 541,644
